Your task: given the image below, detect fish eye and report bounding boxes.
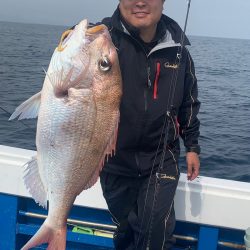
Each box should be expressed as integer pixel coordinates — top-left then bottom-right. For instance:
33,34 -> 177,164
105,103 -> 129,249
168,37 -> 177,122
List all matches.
98,57 -> 112,72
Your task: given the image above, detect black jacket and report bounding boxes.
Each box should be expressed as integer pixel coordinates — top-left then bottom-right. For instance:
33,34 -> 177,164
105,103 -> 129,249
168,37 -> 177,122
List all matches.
101,9 -> 201,177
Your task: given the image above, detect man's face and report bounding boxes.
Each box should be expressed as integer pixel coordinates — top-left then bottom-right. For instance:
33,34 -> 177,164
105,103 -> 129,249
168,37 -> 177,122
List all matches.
119,0 -> 164,31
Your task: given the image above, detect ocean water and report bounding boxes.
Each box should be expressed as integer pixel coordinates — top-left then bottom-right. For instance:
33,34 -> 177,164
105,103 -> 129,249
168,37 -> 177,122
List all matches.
0,21 -> 249,182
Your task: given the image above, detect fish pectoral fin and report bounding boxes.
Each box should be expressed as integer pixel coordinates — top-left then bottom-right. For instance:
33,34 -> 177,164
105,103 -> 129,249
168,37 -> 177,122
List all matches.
9,91 -> 41,120
23,156 -> 47,208
45,57 -> 90,98
46,68 -> 73,98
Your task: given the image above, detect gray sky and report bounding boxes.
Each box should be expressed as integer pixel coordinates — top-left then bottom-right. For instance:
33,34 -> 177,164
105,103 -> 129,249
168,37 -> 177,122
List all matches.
0,0 -> 249,39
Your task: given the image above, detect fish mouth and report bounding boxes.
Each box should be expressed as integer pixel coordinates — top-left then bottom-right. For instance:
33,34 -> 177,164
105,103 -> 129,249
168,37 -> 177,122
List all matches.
57,29 -> 73,52
86,24 -> 106,35
56,23 -> 107,52
85,24 -> 111,46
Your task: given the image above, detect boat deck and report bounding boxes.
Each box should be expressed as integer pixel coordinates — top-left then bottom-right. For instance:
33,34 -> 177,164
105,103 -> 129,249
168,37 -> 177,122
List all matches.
0,145 -> 249,249
0,192 -> 246,250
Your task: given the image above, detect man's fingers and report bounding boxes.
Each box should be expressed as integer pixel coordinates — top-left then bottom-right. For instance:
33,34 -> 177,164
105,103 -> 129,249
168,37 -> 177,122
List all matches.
187,164 -> 199,181
187,164 -> 193,180
186,152 -> 200,181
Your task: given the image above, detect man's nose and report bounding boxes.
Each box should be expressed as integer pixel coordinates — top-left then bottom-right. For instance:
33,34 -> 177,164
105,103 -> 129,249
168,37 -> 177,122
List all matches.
135,1 -> 146,7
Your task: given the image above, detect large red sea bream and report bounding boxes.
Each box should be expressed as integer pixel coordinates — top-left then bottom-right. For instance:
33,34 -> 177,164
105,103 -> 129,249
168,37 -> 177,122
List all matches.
10,19 -> 122,250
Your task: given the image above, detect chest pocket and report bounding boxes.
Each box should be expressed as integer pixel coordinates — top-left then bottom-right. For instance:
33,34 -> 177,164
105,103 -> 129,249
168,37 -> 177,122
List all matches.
150,59 -> 180,101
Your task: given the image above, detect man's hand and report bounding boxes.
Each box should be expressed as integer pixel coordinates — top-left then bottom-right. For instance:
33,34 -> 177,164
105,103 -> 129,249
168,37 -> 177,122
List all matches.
186,152 -> 200,181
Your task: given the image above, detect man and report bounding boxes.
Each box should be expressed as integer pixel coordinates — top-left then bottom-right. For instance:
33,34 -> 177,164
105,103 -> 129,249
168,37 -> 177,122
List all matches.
100,0 -> 200,249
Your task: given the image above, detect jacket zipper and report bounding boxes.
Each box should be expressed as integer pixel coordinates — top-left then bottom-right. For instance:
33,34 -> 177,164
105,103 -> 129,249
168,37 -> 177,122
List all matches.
119,32 -> 155,175
144,66 -> 152,111
121,32 -> 151,112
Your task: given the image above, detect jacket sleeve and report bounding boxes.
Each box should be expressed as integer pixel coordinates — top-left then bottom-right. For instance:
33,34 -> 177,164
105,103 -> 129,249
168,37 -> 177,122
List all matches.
178,49 -> 201,155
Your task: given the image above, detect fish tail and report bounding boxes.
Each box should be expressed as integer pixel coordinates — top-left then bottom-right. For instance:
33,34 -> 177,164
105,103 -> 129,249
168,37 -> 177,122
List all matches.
21,219 -> 67,250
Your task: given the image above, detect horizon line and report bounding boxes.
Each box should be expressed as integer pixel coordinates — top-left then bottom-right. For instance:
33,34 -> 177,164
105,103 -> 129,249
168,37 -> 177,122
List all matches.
0,19 -> 249,41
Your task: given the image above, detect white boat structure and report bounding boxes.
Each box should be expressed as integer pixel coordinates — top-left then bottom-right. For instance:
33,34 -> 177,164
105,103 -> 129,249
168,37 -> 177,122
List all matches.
0,144 -> 250,250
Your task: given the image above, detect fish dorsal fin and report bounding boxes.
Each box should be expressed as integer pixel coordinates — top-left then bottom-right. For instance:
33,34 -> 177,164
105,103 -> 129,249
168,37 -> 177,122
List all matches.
23,156 -> 47,208
83,114 -> 119,190
9,91 -> 41,120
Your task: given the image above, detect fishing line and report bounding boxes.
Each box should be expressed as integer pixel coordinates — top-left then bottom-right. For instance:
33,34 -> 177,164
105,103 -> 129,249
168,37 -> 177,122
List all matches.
135,1 -> 193,249
0,106 -> 36,131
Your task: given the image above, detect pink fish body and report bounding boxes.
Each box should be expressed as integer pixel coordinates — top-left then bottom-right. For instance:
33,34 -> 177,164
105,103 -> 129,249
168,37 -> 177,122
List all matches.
10,20 -> 122,250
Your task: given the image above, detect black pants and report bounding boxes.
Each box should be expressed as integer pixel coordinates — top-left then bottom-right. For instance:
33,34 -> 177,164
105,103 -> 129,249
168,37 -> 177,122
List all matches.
100,171 -> 179,250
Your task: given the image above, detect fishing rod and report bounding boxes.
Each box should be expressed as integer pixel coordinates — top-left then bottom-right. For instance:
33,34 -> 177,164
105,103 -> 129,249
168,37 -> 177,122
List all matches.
135,0 -> 193,249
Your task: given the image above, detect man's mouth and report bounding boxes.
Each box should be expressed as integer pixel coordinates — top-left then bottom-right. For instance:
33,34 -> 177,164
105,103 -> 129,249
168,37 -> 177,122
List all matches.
133,11 -> 149,17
